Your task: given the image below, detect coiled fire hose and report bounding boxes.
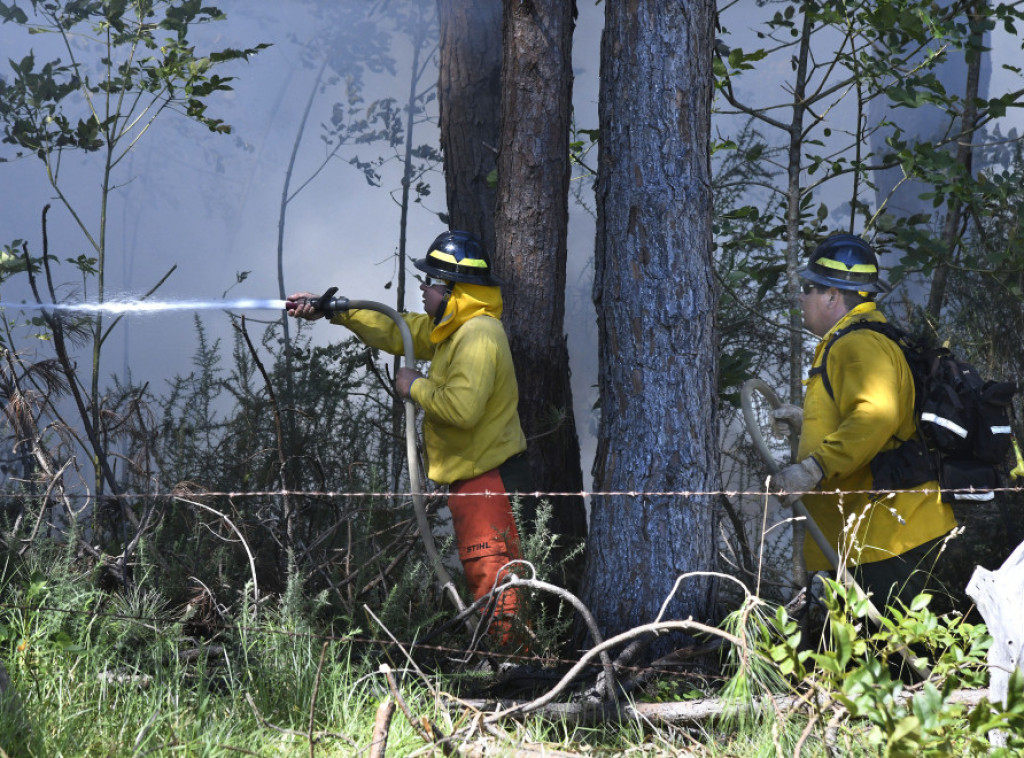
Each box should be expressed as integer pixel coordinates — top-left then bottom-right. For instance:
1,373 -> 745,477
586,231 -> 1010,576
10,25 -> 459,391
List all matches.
299,289 -> 467,617
741,378 -> 930,679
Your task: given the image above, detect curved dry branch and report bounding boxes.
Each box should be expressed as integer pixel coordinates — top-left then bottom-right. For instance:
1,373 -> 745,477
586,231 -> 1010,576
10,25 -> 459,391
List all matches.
599,572 -> 750,697
443,568 -> 618,697
484,619 -> 744,724
174,496 -> 259,609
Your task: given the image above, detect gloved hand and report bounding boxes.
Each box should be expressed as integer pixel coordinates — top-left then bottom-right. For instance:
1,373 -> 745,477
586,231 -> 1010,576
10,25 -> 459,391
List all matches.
772,457 -> 823,507
285,291 -> 327,320
770,403 -> 804,436
396,367 -> 424,399
285,288 -> 348,319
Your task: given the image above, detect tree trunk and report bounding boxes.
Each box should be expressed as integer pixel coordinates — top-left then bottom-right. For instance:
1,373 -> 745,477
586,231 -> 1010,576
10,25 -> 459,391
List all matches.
925,0 -> 985,321
783,7 -> 815,592
436,0 -> 502,257
585,0 -> 719,655
494,0 -> 587,550
392,9 -> 434,496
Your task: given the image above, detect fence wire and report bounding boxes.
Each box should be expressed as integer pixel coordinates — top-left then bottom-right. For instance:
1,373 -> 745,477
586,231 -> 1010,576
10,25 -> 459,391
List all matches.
1,484 -> 1022,501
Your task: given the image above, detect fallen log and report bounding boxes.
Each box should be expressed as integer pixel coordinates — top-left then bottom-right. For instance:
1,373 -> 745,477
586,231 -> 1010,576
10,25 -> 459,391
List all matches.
459,687 -> 990,727
368,697 -> 395,758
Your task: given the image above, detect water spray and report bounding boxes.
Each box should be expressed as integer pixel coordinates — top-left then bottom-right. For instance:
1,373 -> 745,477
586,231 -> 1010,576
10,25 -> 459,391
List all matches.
0,297 -> 290,314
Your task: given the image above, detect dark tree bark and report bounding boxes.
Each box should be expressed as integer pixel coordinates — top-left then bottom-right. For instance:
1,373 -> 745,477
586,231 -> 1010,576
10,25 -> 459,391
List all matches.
436,0 -> 502,257
494,0 -> 587,550
584,0 -> 719,654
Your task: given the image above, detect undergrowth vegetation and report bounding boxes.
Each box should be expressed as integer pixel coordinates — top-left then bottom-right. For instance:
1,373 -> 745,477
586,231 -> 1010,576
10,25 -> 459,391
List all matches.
2,541 -> 1023,756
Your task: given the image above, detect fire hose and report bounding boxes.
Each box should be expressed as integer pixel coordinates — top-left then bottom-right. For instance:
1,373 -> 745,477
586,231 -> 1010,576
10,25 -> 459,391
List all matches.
740,378 -> 930,679
297,288 -> 468,617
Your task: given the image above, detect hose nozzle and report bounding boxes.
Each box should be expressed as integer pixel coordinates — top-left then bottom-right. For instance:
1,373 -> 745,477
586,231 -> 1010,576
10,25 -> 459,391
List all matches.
315,286 -> 349,317
286,287 -> 349,317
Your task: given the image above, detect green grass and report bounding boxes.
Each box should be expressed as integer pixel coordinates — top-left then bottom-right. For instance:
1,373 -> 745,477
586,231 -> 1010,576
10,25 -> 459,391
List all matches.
2,630 -> 423,756
2,556 -> 1022,757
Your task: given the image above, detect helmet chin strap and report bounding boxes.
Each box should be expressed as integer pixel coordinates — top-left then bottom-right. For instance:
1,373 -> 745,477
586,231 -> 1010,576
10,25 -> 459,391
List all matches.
433,282 -> 455,325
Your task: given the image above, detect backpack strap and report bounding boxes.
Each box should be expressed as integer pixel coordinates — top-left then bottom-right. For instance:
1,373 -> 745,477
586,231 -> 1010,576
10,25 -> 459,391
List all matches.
808,320 -> 907,400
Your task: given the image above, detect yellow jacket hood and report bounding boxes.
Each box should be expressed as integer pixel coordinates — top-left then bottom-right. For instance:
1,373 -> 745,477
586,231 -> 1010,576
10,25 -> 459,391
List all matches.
431,283 -> 503,344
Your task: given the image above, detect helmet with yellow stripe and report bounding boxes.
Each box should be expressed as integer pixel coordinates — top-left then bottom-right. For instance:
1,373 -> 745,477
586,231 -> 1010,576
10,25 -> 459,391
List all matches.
415,230 -> 501,286
799,234 -> 890,294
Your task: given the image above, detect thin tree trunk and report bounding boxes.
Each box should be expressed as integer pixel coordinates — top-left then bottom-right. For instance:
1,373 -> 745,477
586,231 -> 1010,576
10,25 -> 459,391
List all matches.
783,7 -> 815,592
926,0 -> 985,321
494,0 -> 587,550
391,13 -> 432,495
585,0 -> 718,656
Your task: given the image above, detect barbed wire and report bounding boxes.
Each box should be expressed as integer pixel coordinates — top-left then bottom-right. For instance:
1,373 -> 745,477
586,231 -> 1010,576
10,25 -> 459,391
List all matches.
0,484 -> 1021,500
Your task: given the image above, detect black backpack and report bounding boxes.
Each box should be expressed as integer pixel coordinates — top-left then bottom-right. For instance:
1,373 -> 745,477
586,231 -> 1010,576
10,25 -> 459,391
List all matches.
812,320 -> 1019,503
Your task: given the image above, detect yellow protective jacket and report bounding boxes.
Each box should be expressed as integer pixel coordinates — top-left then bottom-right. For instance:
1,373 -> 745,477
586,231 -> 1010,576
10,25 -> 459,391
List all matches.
332,283 -> 526,485
797,302 -> 956,571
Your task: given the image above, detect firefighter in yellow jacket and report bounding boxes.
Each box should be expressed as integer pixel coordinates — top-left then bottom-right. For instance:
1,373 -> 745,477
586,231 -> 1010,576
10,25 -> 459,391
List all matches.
771,234 -> 958,610
287,230 -> 528,643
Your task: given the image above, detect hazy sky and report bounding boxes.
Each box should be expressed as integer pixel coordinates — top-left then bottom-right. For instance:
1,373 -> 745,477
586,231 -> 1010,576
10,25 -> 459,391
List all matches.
0,1 -> 605,479
0,1 -> 1020,486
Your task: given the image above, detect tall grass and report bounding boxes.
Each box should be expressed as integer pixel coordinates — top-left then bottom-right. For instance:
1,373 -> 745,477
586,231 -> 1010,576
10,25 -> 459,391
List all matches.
0,553 -> 427,756
3,543 -> 1022,757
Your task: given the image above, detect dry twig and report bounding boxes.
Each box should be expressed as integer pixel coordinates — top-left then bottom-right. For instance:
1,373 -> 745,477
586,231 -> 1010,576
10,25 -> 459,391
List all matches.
381,663 -> 455,757
368,697 -> 395,758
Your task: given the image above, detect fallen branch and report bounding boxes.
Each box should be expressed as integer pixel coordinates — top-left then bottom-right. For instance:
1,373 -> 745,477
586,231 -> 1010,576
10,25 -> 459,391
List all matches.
174,495 -> 259,609
367,697 -> 395,758
364,606 -> 439,699
483,618 -> 744,724
459,687 -> 990,727
599,572 -> 750,697
381,663 -> 455,757
436,569 -> 618,697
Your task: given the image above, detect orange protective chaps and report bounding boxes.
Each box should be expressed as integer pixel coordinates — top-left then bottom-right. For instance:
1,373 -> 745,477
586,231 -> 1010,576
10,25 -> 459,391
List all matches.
448,468 -> 524,646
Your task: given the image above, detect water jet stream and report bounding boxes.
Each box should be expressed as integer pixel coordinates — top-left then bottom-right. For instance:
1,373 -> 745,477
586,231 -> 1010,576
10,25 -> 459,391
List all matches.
0,298 -> 288,315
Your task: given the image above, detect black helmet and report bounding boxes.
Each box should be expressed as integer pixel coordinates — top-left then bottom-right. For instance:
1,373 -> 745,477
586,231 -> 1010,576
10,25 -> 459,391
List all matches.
799,234 -> 889,293
414,230 -> 500,286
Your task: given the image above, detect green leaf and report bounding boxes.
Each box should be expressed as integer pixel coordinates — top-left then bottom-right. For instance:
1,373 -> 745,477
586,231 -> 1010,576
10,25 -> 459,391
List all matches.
0,1 -> 29,23
27,573 -> 48,601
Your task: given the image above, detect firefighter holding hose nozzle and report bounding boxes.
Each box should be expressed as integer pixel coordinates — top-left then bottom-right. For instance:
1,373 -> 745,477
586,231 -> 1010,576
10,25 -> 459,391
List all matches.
287,230 -> 531,647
